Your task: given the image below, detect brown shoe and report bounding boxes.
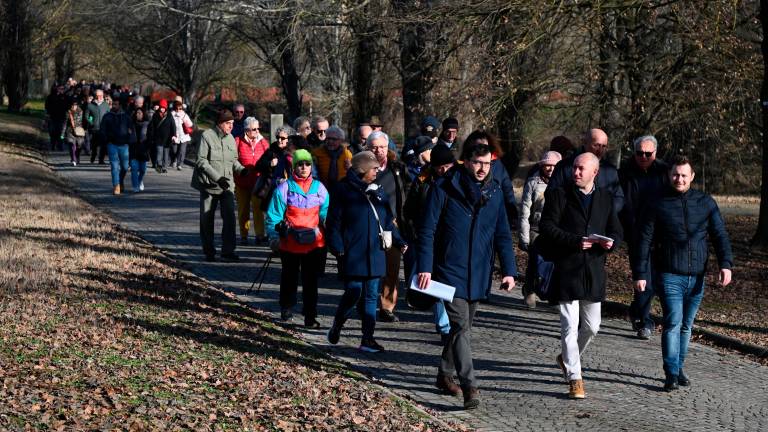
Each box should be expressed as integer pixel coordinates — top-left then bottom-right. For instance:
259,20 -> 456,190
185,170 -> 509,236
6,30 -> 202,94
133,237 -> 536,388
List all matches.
556,354 -> 568,382
435,373 -> 462,397
462,386 -> 480,410
112,185 -> 121,195
525,292 -> 537,308
568,379 -> 585,399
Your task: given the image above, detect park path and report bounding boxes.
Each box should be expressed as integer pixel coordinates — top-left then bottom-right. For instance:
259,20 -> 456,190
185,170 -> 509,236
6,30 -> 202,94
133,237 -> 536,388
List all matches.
51,153 -> 768,432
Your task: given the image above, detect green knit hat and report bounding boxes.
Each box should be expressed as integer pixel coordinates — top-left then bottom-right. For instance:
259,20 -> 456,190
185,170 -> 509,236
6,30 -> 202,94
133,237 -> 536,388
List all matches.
292,149 -> 313,168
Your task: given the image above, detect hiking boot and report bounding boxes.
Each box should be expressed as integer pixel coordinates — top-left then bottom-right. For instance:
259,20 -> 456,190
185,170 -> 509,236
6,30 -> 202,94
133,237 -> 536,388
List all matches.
664,376 -> 679,392
637,327 -> 652,340
304,319 -> 321,329
525,292 -> 537,308
280,309 -> 293,322
220,253 -> 240,262
556,354 -> 568,382
435,374 -> 462,396
462,387 -> 480,410
568,379 -> 585,399
326,321 -> 341,345
678,370 -> 691,387
359,338 -> 385,353
112,185 -> 121,195
378,309 -> 399,322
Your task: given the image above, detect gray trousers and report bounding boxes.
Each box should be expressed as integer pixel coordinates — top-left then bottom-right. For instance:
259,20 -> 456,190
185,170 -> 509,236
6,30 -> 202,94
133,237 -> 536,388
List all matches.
200,189 -> 236,257
439,298 -> 479,389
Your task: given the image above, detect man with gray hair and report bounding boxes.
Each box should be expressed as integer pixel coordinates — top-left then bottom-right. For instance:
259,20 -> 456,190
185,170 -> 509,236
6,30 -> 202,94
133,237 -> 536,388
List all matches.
307,115 -> 330,149
619,134 -> 669,339
368,131 -> 411,322
537,152 -> 622,399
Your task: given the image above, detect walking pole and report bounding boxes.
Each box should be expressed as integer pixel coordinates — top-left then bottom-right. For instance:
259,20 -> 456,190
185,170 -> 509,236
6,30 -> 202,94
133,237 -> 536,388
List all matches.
248,252 -> 273,293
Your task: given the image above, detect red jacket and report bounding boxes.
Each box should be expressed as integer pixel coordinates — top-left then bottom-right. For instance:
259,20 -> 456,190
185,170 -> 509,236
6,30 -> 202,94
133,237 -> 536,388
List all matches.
235,135 -> 269,190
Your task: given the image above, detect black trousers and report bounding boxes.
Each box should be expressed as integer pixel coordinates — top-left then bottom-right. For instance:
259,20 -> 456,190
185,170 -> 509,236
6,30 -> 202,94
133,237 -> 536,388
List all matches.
279,247 -> 324,322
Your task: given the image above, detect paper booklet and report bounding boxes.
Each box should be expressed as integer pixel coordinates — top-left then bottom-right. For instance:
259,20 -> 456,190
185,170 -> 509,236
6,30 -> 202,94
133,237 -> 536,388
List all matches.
408,274 -> 456,302
587,233 -> 614,243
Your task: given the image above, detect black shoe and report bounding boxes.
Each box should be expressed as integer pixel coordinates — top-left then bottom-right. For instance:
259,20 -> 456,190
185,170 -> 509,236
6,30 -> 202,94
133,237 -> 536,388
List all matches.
378,309 -> 399,322
663,376 -> 679,392
359,338 -> 385,353
280,309 -> 293,322
204,254 -> 216,262
440,333 -> 451,346
463,387 -> 480,410
304,319 -> 320,329
155,165 -> 162,173
678,370 -> 691,387
326,321 -> 341,345
220,253 -> 240,262
161,167 -> 168,173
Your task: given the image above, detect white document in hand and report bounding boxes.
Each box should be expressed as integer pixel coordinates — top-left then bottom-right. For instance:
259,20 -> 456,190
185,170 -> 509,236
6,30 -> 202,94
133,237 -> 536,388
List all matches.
408,274 -> 456,302
587,233 -> 614,243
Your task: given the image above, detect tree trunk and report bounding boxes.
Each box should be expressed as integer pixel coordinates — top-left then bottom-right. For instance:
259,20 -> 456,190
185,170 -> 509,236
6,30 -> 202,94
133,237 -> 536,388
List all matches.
496,90 -> 530,179
1,0 -> 31,112
399,25 -> 431,140
54,41 -> 76,85
279,43 -> 302,124
753,0 -> 768,249
351,27 -> 383,127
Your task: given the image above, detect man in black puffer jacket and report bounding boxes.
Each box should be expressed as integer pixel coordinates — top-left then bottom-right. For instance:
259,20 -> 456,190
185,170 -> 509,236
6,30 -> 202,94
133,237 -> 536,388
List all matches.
632,155 -> 733,392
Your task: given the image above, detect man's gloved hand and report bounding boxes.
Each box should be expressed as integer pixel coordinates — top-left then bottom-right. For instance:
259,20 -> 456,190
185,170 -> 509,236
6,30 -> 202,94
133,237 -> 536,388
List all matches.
216,177 -> 230,190
240,167 -> 249,177
269,239 -> 280,254
519,242 -> 529,252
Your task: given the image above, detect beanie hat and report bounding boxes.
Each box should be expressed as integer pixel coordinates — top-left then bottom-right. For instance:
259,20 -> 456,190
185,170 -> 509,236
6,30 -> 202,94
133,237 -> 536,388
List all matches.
430,143 -> 455,166
441,117 -> 459,131
420,116 -> 440,133
403,136 -> 434,164
158,99 -> 168,110
292,149 -> 313,168
217,109 -> 235,124
539,150 -> 563,166
351,150 -> 380,174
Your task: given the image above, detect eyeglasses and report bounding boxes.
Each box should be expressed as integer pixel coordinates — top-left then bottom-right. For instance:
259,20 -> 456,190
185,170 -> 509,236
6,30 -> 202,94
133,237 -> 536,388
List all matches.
316,129 -> 327,135
469,159 -> 491,168
234,110 -> 245,114
296,161 -> 312,167
278,136 -> 289,141
246,128 -> 259,132
635,150 -> 654,158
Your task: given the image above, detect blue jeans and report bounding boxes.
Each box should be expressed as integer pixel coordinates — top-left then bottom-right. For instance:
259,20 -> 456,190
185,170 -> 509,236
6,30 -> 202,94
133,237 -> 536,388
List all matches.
107,144 -> 129,187
435,301 -> 450,334
130,159 -> 147,190
334,278 -> 380,340
659,272 -> 705,379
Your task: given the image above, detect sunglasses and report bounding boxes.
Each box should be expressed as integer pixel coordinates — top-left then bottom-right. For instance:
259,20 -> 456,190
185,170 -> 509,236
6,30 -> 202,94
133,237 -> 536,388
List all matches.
278,136 -> 289,141
246,128 -> 259,132
316,129 -> 327,135
635,150 -> 654,158
296,161 -> 312,167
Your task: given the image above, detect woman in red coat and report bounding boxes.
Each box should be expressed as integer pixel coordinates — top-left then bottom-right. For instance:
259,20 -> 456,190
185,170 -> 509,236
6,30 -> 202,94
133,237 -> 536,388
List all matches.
235,117 -> 270,245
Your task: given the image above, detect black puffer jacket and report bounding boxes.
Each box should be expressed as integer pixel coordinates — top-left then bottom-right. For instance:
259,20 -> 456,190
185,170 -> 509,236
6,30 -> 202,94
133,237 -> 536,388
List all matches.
618,158 -> 668,246
632,186 -> 733,281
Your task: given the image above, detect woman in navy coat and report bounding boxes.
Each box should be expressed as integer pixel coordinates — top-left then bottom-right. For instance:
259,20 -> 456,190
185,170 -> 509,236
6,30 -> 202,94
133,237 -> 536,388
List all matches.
326,151 -> 406,353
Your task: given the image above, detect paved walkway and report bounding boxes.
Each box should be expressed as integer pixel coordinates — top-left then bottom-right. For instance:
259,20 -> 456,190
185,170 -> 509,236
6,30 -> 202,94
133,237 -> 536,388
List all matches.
51,153 -> 768,431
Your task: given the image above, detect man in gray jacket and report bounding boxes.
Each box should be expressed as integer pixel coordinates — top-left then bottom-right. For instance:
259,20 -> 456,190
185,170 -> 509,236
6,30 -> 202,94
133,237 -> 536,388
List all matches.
191,109 -> 247,262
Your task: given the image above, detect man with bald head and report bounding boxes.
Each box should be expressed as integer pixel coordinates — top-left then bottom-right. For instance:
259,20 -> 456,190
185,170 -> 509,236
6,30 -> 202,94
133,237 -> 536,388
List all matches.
548,128 -> 624,214
537,152 -> 623,400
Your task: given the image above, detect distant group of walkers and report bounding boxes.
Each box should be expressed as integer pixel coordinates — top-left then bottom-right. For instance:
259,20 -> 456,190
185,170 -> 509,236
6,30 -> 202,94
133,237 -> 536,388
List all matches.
45,79 -> 194,194
45,82 -> 735,410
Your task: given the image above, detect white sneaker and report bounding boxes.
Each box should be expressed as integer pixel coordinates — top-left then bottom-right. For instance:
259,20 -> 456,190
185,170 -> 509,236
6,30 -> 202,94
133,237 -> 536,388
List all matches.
176,165 -> 182,170
171,162 -> 176,168
139,182 -> 145,191
71,161 -> 77,166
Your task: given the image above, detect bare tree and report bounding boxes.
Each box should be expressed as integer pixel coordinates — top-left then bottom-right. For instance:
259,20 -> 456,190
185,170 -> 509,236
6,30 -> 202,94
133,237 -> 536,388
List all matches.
754,0 -> 768,248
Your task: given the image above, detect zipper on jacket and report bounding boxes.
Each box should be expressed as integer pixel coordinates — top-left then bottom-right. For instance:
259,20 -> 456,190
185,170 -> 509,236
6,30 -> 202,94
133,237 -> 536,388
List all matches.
682,195 -> 692,273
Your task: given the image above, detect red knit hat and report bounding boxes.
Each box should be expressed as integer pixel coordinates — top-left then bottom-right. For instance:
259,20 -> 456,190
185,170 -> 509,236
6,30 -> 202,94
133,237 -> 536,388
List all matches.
158,99 -> 168,109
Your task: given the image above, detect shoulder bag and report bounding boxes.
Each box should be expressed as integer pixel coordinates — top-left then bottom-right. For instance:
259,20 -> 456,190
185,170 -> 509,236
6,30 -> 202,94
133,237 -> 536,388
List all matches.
365,194 -> 392,250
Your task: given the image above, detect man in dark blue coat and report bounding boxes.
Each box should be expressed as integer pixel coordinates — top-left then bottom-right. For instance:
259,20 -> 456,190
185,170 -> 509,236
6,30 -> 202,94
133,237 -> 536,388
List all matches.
619,135 -> 669,339
632,156 -> 733,392
416,144 -> 517,410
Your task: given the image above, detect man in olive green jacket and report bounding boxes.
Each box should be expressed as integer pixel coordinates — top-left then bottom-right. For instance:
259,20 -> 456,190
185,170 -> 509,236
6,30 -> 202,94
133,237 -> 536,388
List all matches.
191,109 -> 248,262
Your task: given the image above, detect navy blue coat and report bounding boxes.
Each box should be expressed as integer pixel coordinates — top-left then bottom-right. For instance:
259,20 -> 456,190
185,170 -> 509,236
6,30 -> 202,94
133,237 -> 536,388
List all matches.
491,159 -> 519,230
326,170 -> 405,279
632,187 -> 733,280
417,168 -> 517,301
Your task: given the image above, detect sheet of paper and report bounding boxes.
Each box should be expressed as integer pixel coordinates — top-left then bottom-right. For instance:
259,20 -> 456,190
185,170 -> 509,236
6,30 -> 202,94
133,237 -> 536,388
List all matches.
587,233 -> 613,243
408,274 -> 456,302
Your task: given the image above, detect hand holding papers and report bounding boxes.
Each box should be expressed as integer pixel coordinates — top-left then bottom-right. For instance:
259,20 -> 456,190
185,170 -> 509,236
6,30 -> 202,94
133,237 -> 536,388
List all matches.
409,274 -> 455,302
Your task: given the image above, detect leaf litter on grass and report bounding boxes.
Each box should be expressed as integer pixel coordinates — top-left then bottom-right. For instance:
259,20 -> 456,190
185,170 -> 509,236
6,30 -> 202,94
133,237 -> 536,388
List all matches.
0,142 -> 464,431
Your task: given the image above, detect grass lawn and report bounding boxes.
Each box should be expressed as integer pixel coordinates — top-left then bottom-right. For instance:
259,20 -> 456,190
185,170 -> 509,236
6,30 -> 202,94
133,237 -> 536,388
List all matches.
0,135 -> 457,430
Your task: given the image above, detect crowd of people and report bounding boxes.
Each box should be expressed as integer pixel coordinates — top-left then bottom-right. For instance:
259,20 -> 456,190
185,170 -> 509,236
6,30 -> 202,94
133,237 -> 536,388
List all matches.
45,82 -> 736,410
